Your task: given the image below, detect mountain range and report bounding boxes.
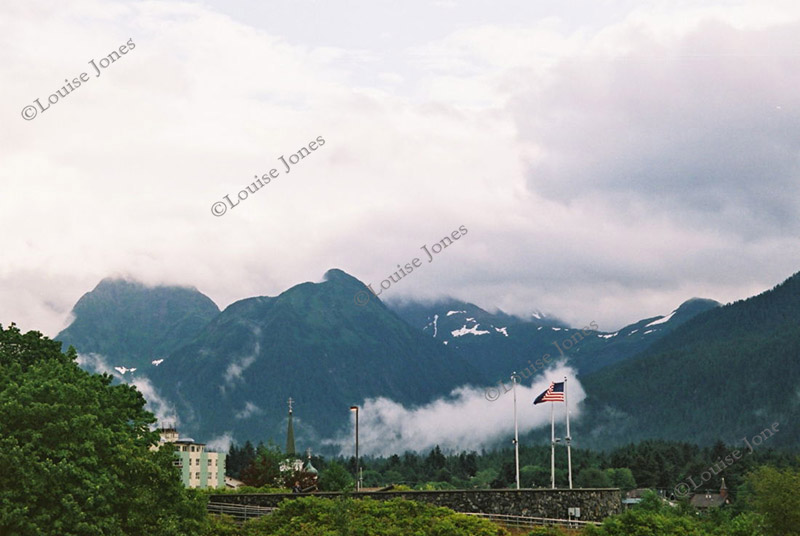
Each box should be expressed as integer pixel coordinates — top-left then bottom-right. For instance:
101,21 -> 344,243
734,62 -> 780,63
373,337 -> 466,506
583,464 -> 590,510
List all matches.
54,268 -> 799,454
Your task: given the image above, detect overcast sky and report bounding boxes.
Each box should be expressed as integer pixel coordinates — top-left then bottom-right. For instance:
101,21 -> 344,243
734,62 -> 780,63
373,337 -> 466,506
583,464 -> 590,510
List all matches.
3,0 -> 800,336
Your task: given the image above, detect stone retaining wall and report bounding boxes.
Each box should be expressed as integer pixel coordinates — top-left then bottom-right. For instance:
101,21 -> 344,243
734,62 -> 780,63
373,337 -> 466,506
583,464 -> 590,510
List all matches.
209,488 -> 622,522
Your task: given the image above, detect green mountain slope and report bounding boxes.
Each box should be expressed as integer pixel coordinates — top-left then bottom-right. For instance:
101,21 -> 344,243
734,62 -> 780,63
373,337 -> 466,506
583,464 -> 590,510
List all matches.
580,273 -> 800,449
151,269 -> 486,447
55,278 -> 220,371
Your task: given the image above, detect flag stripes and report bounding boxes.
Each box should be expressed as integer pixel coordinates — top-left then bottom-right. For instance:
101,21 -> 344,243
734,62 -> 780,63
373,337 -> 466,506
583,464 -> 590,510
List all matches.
533,381 -> 565,404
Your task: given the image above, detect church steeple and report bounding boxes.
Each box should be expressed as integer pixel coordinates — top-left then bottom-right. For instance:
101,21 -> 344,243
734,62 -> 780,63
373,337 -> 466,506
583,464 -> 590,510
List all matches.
286,397 -> 296,457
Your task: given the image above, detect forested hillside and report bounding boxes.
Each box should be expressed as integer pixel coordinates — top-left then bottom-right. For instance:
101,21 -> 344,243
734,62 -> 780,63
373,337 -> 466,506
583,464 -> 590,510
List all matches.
153,269 -> 484,443
580,272 -> 800,448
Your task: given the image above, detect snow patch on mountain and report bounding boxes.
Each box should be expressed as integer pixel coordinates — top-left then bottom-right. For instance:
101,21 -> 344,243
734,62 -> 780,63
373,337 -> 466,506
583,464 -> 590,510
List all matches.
451,324 -> 490,337
646,310 -> 676,327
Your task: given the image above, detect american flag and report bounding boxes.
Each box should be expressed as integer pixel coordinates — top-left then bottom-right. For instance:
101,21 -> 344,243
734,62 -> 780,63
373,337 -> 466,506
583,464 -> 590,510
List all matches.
533,381 -> 565,405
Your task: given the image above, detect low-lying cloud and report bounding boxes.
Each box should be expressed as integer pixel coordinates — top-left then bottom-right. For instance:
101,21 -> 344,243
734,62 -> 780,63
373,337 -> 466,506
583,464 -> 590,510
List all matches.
75,352 -> 178,426
206,432 -> 234,453
235,401 -> 263,420
131,376 -> 180,427
326,364 -> 584,457
75,352 -> 115,376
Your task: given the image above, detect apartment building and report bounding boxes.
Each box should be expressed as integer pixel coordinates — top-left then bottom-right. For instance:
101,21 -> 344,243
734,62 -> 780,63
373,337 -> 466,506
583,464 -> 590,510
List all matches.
157,426 -> 225,489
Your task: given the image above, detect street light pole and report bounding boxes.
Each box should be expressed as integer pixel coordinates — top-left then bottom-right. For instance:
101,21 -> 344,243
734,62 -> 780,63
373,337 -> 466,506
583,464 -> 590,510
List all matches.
512,372 -> 520,490
350,405 -> 360,491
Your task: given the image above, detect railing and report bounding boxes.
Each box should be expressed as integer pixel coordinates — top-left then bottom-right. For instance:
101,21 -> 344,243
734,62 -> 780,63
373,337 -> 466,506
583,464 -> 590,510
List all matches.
462,512 -> 601,530
207,501 -> 602,529
207,502 -> 276,522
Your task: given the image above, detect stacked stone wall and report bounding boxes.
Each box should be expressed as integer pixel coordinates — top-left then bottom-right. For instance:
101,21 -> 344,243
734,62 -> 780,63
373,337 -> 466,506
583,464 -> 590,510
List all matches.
209,488 -> 622,522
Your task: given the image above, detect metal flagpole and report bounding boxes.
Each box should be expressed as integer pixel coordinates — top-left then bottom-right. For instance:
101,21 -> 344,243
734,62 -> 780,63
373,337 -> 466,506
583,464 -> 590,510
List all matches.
550,401 -> 555,489
512,373 -> 520,490
565,376 -> 573,489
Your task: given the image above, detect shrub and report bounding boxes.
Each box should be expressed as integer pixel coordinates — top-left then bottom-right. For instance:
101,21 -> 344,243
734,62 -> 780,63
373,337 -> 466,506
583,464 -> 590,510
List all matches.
240,496 -> 509,536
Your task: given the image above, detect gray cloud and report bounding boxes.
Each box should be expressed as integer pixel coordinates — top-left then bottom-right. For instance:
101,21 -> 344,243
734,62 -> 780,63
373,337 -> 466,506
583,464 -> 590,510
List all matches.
3,0 -> 800,338
516,21 -> 800,239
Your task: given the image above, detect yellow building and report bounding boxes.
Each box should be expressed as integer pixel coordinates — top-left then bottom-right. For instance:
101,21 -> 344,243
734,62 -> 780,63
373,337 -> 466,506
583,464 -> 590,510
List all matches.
157,426 -> 226,489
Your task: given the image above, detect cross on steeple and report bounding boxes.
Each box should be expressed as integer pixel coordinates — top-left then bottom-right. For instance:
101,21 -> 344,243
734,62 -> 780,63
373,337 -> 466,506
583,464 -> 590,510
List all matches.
288,397 -> 294,413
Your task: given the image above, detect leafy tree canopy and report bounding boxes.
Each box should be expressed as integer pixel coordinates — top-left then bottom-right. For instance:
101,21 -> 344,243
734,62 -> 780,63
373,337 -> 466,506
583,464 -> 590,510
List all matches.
746,465 -> 800,536
0,324 -> 205,536
319,461 -> 354,491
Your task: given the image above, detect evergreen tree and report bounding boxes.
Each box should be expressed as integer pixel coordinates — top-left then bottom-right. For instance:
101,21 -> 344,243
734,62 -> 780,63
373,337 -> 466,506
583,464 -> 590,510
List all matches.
239,442 -> 286,488
225,440 -> 256,479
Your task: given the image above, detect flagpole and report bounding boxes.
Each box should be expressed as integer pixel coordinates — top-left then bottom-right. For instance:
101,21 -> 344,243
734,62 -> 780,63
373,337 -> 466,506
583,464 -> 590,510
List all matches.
550,401 -> 555,489
565,376 -> 573,489
512,373 -> 520,490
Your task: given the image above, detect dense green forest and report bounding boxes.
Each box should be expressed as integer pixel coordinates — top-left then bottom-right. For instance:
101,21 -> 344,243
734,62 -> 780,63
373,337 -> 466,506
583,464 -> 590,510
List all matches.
227,437 -> 799,502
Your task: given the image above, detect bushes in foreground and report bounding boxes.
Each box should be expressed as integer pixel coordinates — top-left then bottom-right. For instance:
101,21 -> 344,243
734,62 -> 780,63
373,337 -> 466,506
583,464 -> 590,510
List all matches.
581,491 -> 766,536
204,496 -> 508,536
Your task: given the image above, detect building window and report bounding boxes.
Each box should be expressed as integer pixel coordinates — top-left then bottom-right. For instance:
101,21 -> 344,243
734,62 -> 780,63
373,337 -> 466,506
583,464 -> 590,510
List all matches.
208,459 -> 212,466
195,458 -> 200,466
173,460 -> 182,467
195,472 -> 200,480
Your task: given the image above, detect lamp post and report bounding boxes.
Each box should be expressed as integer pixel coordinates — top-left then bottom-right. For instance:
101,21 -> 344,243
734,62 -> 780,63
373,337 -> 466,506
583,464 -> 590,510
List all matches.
512,372 -> 520,490
349,405 -> 360,490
